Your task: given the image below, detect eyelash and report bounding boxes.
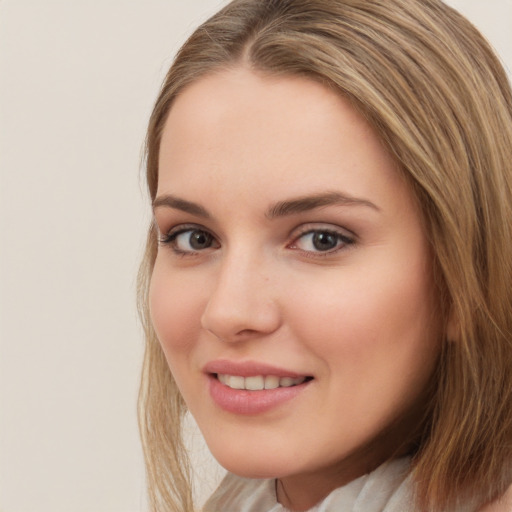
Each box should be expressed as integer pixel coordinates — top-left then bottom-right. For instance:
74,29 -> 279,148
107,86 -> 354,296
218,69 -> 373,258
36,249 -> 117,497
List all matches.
158,224 -> 218,256
158,224 -> 355,258
289,227 -> 355,257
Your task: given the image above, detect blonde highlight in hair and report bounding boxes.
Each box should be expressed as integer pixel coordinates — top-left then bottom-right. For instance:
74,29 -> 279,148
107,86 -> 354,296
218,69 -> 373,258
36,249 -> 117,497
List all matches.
138,1 -> 512,510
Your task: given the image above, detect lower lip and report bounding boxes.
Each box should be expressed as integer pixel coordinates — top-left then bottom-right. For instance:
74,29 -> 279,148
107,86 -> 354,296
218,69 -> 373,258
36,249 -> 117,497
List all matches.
208,375 -> 311,415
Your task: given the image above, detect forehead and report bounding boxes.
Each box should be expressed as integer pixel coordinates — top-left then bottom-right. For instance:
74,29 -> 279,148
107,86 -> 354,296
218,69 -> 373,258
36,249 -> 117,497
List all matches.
156,67 -> 421,228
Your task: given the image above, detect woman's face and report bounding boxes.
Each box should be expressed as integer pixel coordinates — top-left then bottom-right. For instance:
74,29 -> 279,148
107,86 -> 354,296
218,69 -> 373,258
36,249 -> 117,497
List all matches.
150,68 -> 442,493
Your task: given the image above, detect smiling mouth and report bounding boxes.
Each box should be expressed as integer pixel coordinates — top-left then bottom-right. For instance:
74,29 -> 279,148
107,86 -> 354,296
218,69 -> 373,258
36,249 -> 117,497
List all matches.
215,374 -> 314,391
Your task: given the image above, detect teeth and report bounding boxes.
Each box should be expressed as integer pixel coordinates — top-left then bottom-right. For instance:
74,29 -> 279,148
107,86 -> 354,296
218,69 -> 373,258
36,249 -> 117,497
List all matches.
280,377 -> 294,387
264,375 -> 280,389
217,374 -> 307,390
228,376 -> 245,390
245,376 -> 265,390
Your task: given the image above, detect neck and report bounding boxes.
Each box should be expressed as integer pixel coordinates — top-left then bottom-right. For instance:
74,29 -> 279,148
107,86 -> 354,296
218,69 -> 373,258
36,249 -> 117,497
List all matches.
275,402 -> 427,511
276,449 -> 387,511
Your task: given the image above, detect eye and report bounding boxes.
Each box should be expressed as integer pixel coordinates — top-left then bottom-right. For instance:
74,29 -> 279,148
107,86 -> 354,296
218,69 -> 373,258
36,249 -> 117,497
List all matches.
290,228 -> 353,253
159,226 -> 219,254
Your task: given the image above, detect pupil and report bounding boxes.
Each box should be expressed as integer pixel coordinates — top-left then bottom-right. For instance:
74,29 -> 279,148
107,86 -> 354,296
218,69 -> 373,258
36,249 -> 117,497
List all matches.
190,231 -> 211,249
313,232 -> 337,251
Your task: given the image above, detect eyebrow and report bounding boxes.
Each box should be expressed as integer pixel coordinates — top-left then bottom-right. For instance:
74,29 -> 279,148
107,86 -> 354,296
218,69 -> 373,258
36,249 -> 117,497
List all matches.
266,191 -> 380,218
152,191 -> 379,219
152,195 -> 210,218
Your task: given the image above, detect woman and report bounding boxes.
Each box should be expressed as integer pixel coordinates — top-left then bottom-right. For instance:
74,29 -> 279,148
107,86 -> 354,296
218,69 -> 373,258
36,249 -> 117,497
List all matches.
138,0 -> 512,510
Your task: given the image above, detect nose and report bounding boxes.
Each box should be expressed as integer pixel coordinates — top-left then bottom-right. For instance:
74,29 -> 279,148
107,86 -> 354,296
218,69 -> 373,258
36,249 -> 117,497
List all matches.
200,252 -> 282,342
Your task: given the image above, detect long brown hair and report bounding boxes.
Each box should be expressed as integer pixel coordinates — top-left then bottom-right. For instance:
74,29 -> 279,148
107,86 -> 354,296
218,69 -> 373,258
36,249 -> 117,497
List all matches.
138,1 -> 512,510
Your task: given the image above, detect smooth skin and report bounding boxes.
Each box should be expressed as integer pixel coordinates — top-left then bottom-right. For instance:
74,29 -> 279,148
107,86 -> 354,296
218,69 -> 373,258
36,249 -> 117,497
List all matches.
150,68 -> 444,511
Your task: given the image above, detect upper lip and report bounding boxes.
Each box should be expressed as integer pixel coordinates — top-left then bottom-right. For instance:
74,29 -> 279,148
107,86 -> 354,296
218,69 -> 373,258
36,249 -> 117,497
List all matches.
203,359 -> 310,378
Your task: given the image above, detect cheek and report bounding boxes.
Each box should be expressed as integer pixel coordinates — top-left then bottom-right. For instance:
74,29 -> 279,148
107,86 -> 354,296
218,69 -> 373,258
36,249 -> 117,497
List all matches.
148,261 -> 205,357
285,260 -> 440,374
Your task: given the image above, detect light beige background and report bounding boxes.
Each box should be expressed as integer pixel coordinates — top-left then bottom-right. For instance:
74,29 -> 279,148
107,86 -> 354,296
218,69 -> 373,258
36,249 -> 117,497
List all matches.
0,1 -> 510,511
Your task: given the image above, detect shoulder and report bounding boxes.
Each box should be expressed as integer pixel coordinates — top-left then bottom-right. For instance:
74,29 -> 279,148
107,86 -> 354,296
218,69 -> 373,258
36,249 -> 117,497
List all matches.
478,485 -> 512,512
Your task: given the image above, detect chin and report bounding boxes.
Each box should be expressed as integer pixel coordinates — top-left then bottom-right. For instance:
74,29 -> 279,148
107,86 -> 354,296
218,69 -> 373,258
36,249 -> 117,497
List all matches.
208,440 -> 299,479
